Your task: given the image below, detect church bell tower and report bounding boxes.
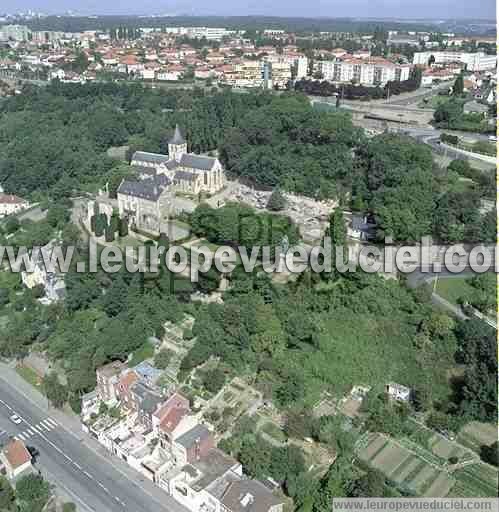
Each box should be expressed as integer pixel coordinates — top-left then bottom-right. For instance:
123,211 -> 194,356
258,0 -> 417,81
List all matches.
168,124 -> 187,163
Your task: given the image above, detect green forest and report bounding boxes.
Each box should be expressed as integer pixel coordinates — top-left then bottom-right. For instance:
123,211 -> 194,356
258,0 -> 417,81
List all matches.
0,82 -> 493,243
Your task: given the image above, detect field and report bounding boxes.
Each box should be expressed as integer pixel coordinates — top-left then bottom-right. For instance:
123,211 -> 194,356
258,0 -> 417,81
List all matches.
450,464 -> 499,497
358,424 -> 498,498
457,422 -> 497,453
434,277 -> 474,306
357,433 -> 455,497
260,421 -> 287,443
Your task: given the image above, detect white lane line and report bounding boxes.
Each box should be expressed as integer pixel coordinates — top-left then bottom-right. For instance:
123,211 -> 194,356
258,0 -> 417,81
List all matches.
73,462 -> 82,470
83,470 -> 93,480
97,482 -> 109,493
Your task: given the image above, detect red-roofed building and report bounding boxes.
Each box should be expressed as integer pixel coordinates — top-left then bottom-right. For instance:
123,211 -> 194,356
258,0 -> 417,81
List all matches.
0,439 -> 32,479
0,193 -> 30,217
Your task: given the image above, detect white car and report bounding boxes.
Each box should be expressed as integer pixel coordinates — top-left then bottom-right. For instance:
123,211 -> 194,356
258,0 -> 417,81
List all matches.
9,414 -> 22,425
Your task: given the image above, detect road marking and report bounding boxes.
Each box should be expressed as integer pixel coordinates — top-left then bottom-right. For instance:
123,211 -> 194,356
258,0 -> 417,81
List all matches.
32,425 -> 43,434
46,418 -> 58,427
83,470 -> 93,480
40,421 -> 52,431
27,428 -> 35,435
98,482 -> 109,493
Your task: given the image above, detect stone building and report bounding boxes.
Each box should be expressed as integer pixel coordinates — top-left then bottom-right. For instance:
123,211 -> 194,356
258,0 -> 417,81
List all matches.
117,125 -> 225,233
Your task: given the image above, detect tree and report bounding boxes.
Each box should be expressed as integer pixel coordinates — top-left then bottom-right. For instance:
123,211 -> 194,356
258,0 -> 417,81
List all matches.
154,348 -> 173,369
480,441 -> 498,467
62,504 -> 77,512
202,367 -> 226,394
0,288 -> 10,307
42,372 -> 68,408
453,73 -> 464,96
15,474 -> 51,512
46,204 -> 70,228
105,225 -> 115,243
118,217 -> 129,237
4,216 -> 20,234
267,188 -> 286,211
349,468 -> 386,497
0,476 -> 15,511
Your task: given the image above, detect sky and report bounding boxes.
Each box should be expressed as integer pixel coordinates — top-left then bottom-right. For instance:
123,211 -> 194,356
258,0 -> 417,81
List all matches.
3,0 -> 496,19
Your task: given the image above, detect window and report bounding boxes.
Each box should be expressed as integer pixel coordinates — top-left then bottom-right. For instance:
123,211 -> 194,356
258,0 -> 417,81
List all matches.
204,173 -> 208,185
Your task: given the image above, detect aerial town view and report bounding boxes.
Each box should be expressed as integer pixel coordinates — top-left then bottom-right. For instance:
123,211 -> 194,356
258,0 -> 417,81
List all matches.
0,0 -> 497,510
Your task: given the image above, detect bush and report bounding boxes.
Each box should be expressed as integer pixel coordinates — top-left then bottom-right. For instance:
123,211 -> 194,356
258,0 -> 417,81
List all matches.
105,225 -> 115,243
154,348 -> 174,369
441,133 -> 459,145
4,216 -> 20,234
118,217 -> 129,237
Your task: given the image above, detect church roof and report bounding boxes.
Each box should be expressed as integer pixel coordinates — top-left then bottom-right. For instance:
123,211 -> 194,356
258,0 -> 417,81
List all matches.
174,170 -> 198,182
131,151 -> 170,165
169,124 -> 186,145
117,175 -> 170,201
179,153 -> 217,171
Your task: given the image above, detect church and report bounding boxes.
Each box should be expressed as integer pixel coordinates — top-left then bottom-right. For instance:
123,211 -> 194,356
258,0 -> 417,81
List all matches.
117,125 -> 225,233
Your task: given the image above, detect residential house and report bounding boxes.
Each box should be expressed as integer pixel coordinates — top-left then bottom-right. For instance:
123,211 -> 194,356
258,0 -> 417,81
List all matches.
0,439 -> 32,479
0,193 -> 29,217
117,369 -> 139,412
81,389 -> 100,422
129,382 -> 164,430
96,360 -> 127,405
386,382 -> 411,402
172,424 -> 215,467
20,240 -> 66,303
220,479 -> 284,512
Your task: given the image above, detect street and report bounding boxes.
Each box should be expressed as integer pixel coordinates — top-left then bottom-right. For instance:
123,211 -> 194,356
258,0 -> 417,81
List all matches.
0,377 -> 187,512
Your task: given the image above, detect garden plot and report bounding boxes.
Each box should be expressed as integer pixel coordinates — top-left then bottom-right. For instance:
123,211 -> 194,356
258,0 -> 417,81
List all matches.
424,472 -> 456,497
356,433 -> 456,497
450,463 -> 498,498
457,422 -> 497,453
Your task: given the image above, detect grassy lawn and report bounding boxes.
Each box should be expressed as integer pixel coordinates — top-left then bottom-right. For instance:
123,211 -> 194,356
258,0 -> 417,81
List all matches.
261,421 -> 288,443
0,270 -> 20,289
16,364 -> 43,390
434,277 -> 474,306
419,95 -> 451,109
128,342 -> 154,367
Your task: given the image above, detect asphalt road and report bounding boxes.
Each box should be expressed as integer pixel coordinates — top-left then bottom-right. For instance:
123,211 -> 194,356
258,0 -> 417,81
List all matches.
0,379 -> 186,512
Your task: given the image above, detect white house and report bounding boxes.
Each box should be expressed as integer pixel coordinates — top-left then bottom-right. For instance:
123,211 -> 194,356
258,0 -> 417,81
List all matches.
386,382 -> 411,402
0,193 -> 29,217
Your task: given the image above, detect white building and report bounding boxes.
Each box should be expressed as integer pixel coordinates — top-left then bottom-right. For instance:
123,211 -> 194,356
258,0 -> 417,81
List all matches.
413,51 -> 497,72
386,382 -> 411,402
295,56 -> 308,79
0,24 -> 30,41
20,240 -> 66,302
0,193 -> 29,217
320,58 -> 411,86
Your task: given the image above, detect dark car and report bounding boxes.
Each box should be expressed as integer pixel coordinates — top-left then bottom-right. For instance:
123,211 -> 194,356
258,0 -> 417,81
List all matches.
27,446 -> 40,462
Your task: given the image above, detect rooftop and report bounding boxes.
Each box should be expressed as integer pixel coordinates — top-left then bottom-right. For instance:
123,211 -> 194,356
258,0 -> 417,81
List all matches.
1,439 -> 31,469
221,479 -> 284,512
169,124 -> 186,145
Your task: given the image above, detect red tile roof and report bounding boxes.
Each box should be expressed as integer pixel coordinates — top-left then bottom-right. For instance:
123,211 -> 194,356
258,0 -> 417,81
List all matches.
2,440 -> 31,469
0,194 -> 27,205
